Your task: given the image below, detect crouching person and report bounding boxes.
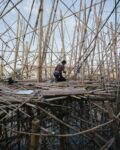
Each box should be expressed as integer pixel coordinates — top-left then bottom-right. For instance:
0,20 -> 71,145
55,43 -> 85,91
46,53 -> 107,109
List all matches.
54,60 -> 67,82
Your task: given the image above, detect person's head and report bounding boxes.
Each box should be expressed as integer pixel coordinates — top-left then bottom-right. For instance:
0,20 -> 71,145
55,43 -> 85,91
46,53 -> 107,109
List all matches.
61,60 -> 66,65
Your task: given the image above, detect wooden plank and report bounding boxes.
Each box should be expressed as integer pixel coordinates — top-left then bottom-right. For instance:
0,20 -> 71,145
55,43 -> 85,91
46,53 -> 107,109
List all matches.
41,87 -> 86,96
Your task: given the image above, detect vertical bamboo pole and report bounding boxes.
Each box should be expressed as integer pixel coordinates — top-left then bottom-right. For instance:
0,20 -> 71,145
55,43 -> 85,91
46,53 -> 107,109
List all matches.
21,16 -> 26,79
60,11 -> 65,60
110,22 -> 116,79
97,38 -> 102,78
89,2 -> 105,79
17,110 -> 20,149
91,4 -> 99,78
22,44 -> 25,79
25,41 -> 29,78
42,0 -> 58,63
45,58 -> 47,79
69,21 -> 77,74
87,30 -> 93,79
18,16 -> 23,79
112,33 -> 118,80
50,34 -> 54,77
117,52 -> 120,113
81,2 -> 87,82
13,12 -> 20,79
39,0 -> 59,81
108,23 -> 114,79
102,32 -> 110,81
73,0 -> 82,76
30,119 -> 40,150
22,1 -> 43,77
0,43 -> 4,78
76,0 -> 93,79
112,3 -> 120,113
100,33 -> 104,78
37,0 -> 43,82
74,7 -> 84,77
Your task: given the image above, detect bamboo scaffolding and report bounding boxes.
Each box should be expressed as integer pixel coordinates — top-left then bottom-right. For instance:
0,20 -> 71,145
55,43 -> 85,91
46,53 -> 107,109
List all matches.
0,1 -> 120,149
0,81 -> 119,148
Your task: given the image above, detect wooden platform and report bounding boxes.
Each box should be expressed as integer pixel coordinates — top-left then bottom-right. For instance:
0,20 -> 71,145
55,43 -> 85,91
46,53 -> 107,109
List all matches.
41,87 -> 86,96
0,81 -> 116,102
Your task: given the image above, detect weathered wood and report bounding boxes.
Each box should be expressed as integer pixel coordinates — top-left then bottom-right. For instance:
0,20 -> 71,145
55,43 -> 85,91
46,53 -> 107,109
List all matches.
37,0 -> 43,82
30,118 -> 40,150
41,87 -> 86,96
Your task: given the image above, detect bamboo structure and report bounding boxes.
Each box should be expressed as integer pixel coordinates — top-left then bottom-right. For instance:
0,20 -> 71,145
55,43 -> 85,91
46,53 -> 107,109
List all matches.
37,0 -> 43,82
0,0 -> 120,149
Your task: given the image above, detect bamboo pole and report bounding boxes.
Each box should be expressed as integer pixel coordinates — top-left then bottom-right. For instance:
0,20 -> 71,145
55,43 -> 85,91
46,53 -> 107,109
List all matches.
92,4 -> 101,78
23,0 -> 35,41
50,34 -> 54,77
101,32 -> 105,79
60,11 -> 65,60
45,58 -> 47,79
37,0 -> 43,82
38,0 -> 59,81
111,24 -> 118,80
81,2 -> 87,82
25,41 -> 29,78
13,12 -> 20,79
0,43 -> 4,78
74,0 -> 83,77
22,44 -> 25,79
76,0 -> 93,78
103,32 -> 110,81
22,1 -> 43,77
42,0 -> 59,63
69,20 -> 77,74
30,118 -> 40,150
90,1 -> 105,79
97,38 -> 102,78
107,23 -> 113,79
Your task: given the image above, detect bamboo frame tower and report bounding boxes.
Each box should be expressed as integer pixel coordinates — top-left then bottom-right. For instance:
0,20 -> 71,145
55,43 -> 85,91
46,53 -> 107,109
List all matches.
0,0 -> 120,149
